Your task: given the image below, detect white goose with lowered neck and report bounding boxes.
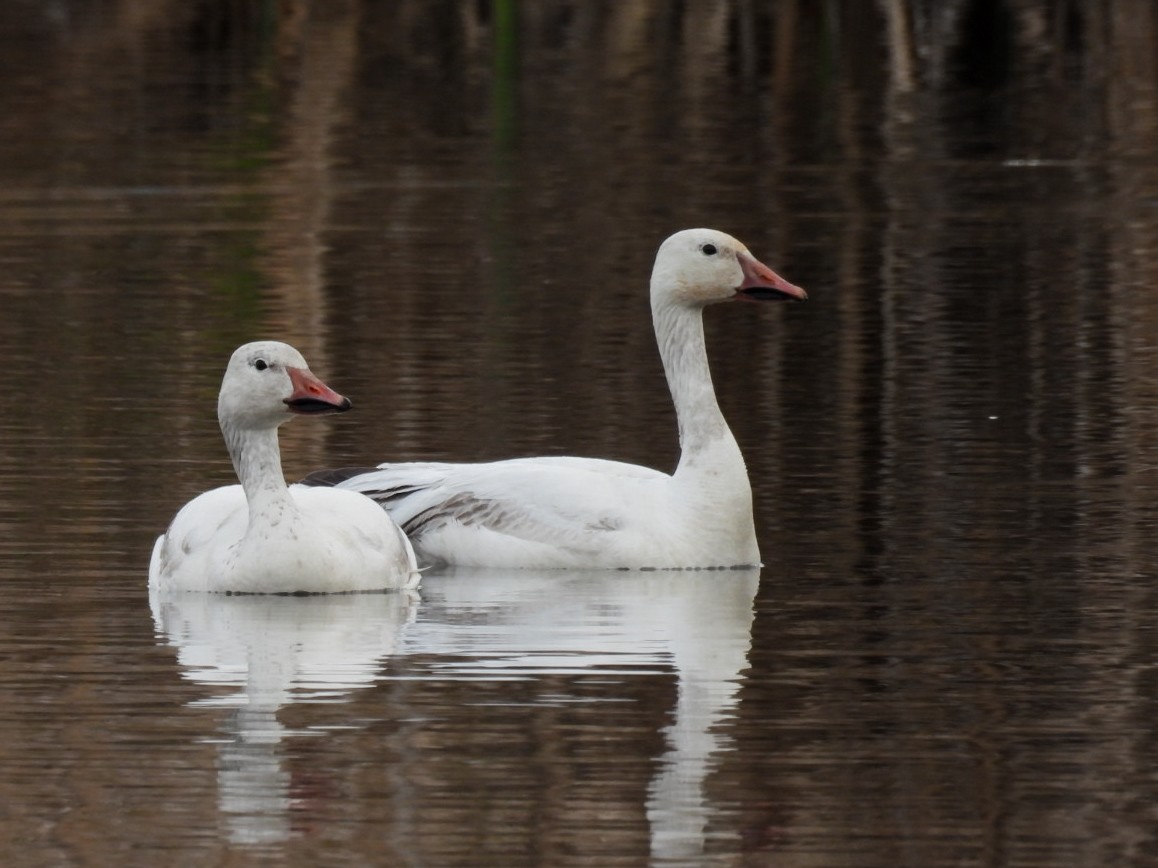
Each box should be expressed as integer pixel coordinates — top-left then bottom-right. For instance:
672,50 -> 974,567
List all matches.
149,341 -> 419,593
304,228 -> 807,570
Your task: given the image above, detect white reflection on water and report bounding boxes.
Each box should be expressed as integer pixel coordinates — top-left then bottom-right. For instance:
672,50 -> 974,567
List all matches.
404,569 -> 761,863
150,591 -> 418,846
152,569 -> 759,860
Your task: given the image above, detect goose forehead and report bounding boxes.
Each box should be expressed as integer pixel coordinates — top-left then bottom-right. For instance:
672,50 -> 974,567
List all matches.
230,341 -> 307,368
662,228 -> 746,255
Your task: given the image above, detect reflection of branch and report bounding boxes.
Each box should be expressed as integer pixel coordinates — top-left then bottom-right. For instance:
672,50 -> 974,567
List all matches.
879,0 -> 916,93
261,0 -> 362,353
1106,2 -> 1158,155
260,0 -> 364,468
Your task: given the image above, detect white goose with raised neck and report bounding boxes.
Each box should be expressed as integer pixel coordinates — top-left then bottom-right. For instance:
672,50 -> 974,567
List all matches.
303,229 -> 806,570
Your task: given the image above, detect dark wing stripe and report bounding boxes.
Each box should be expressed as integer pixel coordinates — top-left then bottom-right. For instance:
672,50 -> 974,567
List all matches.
403,494 -> 502,538
374,485 -> 431,505
403,504 -> 450,537
298,466 -> 380,487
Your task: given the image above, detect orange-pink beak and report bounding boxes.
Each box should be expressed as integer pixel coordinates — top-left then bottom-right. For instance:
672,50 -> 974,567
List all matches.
283,366 -> 351,415
736,251 -> 808,302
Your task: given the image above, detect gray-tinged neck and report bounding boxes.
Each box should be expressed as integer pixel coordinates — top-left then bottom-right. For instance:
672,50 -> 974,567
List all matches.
222,422 -> 296,522
652,297 -> 734,473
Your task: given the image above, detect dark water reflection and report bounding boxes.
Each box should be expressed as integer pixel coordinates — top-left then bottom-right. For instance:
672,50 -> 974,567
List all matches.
5,1 -> 1158,866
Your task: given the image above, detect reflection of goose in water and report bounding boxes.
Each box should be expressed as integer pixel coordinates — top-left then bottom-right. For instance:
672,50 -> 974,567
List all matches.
399,568 -> 760,862
154,570 -> 759,858
151,590 -> 416,846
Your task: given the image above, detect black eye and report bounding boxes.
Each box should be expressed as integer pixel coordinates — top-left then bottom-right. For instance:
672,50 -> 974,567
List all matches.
254,359 -> 269,371
701,243 -> 718,256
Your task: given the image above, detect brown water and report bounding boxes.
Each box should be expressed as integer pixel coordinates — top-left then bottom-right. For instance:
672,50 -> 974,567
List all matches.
4,2 -> 1158,865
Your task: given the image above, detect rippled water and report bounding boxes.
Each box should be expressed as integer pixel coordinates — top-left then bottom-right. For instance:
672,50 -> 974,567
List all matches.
4,2 -> 1158,866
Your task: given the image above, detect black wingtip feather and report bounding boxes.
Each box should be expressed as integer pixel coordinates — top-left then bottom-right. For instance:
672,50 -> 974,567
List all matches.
298,466 -> 380,487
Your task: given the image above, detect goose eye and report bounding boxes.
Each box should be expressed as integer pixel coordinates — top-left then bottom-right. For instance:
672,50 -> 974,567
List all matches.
254,359 -> 269,371
701,243 -> 718,256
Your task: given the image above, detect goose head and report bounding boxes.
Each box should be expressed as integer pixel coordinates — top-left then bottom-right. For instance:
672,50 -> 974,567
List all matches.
651,228 -> 807,308
217,341 -> 350,432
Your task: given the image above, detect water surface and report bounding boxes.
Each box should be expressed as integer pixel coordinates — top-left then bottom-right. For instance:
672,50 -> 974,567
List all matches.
3,2 -> 1158,866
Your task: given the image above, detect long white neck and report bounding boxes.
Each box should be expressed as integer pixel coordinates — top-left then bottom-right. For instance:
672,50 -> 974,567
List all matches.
652,295 -> 758,564
222,422 -> 297,525
651,297 -> 737,475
